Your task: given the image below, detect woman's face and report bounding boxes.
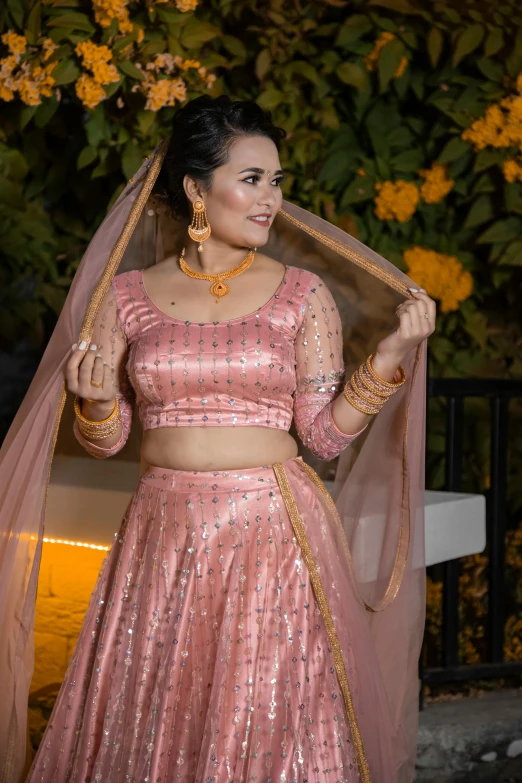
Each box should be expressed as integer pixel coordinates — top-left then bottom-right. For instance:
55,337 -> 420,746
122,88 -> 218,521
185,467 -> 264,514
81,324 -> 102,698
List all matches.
184,135 -> 284,250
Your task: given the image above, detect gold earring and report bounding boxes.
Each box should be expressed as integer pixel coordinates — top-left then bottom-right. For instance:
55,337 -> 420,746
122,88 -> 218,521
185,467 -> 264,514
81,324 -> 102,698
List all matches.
188,199 -> 211,252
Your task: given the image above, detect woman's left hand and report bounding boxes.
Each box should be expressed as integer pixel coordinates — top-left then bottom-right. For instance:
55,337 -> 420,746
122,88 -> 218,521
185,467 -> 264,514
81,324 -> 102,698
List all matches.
375,288 -> 436,366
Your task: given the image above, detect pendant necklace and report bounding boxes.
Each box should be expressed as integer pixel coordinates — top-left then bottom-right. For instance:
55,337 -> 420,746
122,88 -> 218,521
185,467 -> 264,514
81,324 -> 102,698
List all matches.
179,247 -> 257,303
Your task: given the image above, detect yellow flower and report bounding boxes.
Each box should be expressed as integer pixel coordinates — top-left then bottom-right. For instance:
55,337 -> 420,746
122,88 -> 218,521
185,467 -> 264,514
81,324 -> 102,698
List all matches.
395,56 -> 408,80
404,246 -> 473,312
1,31 -> 27,57
419,162 -> 454,204
502,158 -> 522,183
144,76 -> 186,111
75,73 -> 107,109
364,32 -> 407,79
374,180 -> 419,222
0,82 -> 14,101
137,28 -> 145,44
75,41 -> 120,86
462,79 -> 522,154
42,38 -> 58,62
92,0 -> 132,35
175,0 -> 198,10
356,168 -> 366,177
178,58 -> 201,70
364,31 -> 394,71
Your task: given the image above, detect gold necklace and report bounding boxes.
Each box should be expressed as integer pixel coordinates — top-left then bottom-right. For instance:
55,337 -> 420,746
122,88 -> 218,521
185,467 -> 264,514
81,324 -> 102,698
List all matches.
179,247 -> 257,303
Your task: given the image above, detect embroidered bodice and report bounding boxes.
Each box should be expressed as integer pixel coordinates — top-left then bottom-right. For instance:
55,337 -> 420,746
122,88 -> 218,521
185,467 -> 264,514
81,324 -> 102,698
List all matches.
74,264 -> 365,461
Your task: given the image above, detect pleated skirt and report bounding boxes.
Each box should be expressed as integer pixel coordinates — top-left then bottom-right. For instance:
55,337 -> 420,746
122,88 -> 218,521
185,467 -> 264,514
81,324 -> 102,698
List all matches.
26,456 -> 366,783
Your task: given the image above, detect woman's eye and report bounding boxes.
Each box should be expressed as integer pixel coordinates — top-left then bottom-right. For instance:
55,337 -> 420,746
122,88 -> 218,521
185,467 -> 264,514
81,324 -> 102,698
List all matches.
244,175 -> 260,184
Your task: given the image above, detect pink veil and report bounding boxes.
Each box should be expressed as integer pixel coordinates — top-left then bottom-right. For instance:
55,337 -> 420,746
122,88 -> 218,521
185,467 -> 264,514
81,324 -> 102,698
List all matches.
0,138 -> 426,783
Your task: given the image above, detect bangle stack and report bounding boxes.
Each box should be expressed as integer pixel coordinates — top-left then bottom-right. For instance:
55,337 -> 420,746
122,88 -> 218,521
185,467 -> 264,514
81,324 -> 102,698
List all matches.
343,353 -> 406,416
74,396 -> 121,440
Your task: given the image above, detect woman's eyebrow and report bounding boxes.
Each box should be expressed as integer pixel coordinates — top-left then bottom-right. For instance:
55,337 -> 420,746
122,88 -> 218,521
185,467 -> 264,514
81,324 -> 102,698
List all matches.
238,167 -> 284,176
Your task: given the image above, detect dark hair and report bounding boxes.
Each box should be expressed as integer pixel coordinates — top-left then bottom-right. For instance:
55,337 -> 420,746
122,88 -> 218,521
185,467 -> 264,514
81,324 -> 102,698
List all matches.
155,95 -> 287,219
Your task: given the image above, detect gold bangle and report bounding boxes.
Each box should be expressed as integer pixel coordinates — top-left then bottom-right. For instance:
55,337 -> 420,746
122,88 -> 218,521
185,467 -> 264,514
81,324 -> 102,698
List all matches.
366,353 -> 406,389
343,384 -> 381,416
356,365 -> 395,399
74,395 -> 118,424
351,370 -> 388,405
74,396 -> 121,441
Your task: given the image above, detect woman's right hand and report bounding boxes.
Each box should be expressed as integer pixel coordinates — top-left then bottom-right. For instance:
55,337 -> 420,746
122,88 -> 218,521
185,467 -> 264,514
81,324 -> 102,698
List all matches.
66,340 -> 115,406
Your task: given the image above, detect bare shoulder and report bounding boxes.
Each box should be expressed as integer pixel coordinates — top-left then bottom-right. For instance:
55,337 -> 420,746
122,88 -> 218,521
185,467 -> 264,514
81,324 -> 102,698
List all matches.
142,256 -> 179,282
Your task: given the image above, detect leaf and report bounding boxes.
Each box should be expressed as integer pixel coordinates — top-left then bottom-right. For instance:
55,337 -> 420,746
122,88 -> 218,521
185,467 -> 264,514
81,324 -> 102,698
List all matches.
51,58 -> 80,85
291,61 -> 320,85
34,95 -> 59,128
19,105 -> 38,130
484,27 -> 504,57
476,217 -> 522,244
255,49 -> 271,81
335,14 -> 372,46
118,60 -> 144,81
498,239 -> 522,266
463,195 -> 493,230
181,19 -> 221,49
6,0 -> 24,27
136,110 -> 156,136
121,142 -> 143,181
257,88 -> 284,111
46,12 -> 95,33
222,35 -> 246,59
368,0 -> 422,13
473,148 -> 504,173
452,24 -> 484,67
438,136 -> 469,164
378,37 -> 405,93
337,62 -> 369,91
392,149 -> 424,172
77,146 -> 97,170
427,27 -> 444,68
24,1 -> 41,45
476,57 -> 503,82
341,177 -> 375,207
0,175 -> 24,209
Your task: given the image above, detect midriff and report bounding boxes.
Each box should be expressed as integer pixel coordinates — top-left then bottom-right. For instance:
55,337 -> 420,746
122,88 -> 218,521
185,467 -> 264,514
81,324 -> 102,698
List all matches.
140,426 -> 299,472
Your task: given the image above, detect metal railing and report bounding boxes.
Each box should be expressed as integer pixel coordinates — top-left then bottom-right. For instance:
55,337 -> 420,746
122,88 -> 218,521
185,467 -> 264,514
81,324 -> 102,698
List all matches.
422,378 -> 522,689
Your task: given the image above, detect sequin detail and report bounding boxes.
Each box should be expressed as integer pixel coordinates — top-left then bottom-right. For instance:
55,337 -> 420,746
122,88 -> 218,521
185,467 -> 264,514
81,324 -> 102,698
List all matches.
73,265 -> 364,461
27,461 -> 361,782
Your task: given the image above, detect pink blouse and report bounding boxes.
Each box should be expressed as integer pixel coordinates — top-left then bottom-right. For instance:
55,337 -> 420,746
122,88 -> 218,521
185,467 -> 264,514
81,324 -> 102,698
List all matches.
74,265 -> 366,461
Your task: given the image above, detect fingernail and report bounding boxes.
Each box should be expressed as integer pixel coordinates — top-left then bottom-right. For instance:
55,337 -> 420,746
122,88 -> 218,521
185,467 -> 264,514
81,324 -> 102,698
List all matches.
89,343 -> 97,351
78,340 -> 87,350
407,287 -> 419,292
95,353 -> 102,358
420,288 -> 426,293
72,343 -> 78,350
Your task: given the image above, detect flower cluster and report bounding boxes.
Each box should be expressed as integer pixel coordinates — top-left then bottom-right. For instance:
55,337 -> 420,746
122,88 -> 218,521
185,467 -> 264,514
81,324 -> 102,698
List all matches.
134,54 -> 215,110
0,31 -> 58,105
404,246 -> 473,312
75,40 -> 120,109
374,180 -> 419,222
92,0 -> 132,35
502,158 -> 522,183
419,162 -> 454,204
364,31 -> 408,79
462,72 -> 522,182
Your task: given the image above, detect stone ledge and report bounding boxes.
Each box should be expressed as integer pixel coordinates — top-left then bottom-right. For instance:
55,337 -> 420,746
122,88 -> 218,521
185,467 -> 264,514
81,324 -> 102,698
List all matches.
416,689 -> 522,781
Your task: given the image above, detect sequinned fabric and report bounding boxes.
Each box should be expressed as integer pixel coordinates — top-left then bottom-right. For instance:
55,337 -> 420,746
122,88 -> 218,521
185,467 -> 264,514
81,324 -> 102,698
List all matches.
27,460 -> 362,782
73,265 -> 366,461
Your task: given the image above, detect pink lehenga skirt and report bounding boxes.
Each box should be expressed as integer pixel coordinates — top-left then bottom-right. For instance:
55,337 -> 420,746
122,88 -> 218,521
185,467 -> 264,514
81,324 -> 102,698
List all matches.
27,456 -> 398,783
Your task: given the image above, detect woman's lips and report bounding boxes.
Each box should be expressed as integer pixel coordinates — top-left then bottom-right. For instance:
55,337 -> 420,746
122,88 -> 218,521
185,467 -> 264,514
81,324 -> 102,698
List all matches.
247,216 -> 270,227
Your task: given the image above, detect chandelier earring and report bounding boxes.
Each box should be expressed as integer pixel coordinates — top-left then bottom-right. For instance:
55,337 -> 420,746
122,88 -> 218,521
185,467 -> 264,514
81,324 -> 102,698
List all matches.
188,199 -> 211,252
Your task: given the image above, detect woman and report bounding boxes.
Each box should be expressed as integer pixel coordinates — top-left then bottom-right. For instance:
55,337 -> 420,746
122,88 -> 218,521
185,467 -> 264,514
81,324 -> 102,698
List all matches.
0,96 -> 434,783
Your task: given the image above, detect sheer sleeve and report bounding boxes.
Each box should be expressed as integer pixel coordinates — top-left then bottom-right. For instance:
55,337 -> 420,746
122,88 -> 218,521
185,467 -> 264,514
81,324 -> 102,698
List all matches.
73,280 -> 134,459
293,273 -> 367,461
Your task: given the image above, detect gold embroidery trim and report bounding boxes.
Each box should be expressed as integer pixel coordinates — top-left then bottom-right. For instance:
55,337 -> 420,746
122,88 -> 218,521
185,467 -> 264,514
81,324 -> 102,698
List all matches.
279,207 -> 414,299
272,461 -> 372,783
